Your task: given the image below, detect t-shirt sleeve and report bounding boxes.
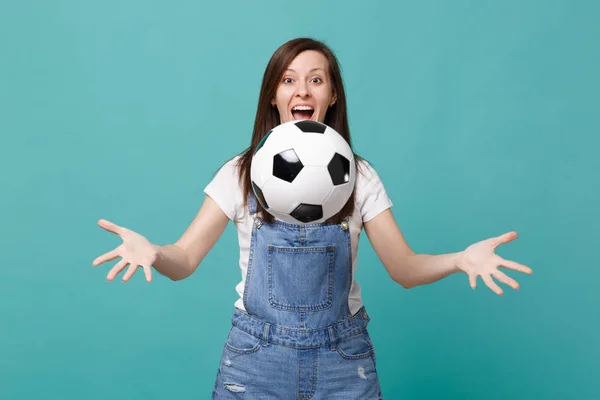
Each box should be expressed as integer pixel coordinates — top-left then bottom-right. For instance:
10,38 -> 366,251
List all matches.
203,156 -> 244,221
355,160 -> 393,223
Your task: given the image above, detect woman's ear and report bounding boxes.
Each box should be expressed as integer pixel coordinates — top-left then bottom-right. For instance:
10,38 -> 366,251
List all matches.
330,93 -> 337,107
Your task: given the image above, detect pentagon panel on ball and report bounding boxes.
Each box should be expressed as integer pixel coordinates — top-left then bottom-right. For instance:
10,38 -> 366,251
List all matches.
291,204 -> 323,223
250,120 -> 356,224
294,119 -> 327,134
273,149 -> 304,183
328,153 -> 351,185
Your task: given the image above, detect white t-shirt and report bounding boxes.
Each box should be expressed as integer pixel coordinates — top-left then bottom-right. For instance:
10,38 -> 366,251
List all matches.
204,155 -> 393,315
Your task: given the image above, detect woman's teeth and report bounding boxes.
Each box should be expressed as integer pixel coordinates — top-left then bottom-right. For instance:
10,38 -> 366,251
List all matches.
292,106 -> 315,120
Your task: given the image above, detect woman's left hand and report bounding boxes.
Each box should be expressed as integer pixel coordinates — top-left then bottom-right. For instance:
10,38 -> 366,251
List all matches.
456,231 -> 533,295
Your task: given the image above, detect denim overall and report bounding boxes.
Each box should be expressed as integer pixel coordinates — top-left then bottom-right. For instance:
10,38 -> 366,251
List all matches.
212,194 -> 382,399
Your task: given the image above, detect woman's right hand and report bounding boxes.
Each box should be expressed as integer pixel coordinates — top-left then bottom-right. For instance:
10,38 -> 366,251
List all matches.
92,219 -> 157,283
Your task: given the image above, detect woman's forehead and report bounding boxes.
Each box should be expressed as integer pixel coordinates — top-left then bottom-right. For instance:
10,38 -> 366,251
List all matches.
287,51 -> 328,71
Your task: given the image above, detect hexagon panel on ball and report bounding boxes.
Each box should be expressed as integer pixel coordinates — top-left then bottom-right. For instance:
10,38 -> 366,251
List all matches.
327,153 -> 351,186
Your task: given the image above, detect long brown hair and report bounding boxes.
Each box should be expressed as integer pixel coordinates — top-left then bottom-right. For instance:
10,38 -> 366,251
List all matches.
236,38 -> 363,224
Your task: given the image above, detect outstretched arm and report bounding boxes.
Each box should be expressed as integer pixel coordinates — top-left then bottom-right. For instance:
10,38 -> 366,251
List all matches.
364,209 -> 532,294
165,194 -> 230,280
93,195 -> 229,282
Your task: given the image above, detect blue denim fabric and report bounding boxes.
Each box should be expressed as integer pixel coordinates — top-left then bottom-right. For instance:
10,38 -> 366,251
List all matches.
212,194 -> 382,399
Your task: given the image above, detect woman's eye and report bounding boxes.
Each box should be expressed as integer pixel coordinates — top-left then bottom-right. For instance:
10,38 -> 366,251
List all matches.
283,77 -> 293,84
311,77 -> 322,83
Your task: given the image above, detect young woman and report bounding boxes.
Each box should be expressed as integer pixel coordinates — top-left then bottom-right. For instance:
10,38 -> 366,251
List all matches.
92,38 -> 533,399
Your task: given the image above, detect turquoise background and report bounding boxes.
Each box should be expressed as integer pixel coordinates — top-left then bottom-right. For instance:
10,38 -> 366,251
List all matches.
1,0 -> 598,398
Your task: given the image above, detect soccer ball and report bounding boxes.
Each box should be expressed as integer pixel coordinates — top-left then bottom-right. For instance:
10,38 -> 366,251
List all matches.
250,120 -> 356,224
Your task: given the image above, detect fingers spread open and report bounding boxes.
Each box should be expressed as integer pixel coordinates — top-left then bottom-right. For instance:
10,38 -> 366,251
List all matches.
107,259 -> 128,281
98,219 -> 125,236
493,231 -> 518,247
469,274 -> 477,289
482,274 -> 503,296
122,264 -> 139,282
492,270 -> 519,290
498,257 -> 533,274
92,247 -> 120,266
142,265 -> 152,283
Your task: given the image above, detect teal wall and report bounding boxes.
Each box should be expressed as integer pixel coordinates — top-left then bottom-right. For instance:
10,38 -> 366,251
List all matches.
1,1 -> 598,398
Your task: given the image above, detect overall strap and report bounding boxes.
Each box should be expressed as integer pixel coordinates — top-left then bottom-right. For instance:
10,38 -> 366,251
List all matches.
247,191 -> 258,214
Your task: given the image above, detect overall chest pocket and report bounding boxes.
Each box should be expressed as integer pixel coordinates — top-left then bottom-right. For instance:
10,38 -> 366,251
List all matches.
267,245 -> 335,312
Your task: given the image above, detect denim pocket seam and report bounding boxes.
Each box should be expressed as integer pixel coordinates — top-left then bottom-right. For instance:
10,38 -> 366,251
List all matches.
334,331 -> 375,360
224,342 -> 261,354
224,327 -> 262,354
335,346 -> 374,360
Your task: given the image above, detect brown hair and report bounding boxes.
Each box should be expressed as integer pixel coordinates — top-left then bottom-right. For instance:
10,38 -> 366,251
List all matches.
235,37 -> 364,224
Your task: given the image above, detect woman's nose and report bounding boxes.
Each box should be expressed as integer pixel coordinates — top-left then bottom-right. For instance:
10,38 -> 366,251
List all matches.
296,82 -> 310,97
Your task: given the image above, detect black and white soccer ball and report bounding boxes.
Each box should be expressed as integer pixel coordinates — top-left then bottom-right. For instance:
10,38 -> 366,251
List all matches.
250,120 -> 356,224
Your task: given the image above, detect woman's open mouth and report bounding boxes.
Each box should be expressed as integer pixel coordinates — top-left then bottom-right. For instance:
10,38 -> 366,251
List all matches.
291,105 -> 314,120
